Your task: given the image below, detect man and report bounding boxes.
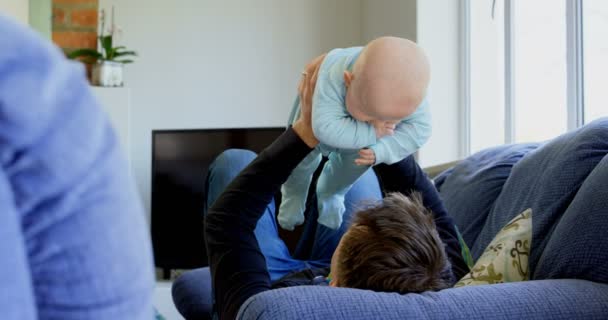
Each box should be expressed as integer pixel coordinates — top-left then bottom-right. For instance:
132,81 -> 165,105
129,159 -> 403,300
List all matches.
203,56 -> 468,319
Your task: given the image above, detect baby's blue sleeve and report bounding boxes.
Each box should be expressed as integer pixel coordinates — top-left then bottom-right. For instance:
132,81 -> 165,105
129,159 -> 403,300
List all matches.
311,75 -> 377,150
370,98 -> 432,165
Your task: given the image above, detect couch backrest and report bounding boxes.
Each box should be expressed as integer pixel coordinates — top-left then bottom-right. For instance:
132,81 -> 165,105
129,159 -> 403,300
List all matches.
437,118 -> 608,283
435,143 -> 539,247
534,154 -> 608,282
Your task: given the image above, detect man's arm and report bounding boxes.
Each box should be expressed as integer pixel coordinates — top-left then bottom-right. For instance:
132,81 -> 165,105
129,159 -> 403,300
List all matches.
205,128 -> 314,319
374,157 -> 469,281
206,66 -> 319,319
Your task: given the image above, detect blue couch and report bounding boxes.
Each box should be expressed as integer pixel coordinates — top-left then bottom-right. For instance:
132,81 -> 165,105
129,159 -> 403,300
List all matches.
174,118 -> 608,319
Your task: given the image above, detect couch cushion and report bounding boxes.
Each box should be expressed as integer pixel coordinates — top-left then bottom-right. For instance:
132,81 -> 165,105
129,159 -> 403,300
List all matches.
455,208 -> 532,287
434,143 -> 539,247
472,118 -> 608,277
534,155 -> 608,283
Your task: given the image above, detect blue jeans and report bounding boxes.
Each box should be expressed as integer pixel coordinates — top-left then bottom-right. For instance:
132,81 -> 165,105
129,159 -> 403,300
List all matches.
205,149 -> 383,281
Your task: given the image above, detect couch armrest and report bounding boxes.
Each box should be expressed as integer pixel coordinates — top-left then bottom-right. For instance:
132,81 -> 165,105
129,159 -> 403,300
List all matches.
424,160 -> 460,179
237,279 -> 608,320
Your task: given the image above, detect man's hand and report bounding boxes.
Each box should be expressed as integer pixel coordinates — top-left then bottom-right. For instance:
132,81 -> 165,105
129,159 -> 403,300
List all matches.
371,120 -> 397,139
298,53 -> 326,110
293,53 -> 326,148
355,148 -> 376,166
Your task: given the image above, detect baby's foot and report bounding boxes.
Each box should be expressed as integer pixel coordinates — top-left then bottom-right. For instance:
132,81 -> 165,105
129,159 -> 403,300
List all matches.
278,197 -> 306,231
316,194 -> 346,230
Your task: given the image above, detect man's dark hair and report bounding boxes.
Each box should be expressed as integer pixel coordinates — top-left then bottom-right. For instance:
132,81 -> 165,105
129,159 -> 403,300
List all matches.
336,192 -> 453,293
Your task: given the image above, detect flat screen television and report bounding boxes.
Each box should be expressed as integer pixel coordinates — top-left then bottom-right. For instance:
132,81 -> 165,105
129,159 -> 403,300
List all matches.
151,127 -> 285,276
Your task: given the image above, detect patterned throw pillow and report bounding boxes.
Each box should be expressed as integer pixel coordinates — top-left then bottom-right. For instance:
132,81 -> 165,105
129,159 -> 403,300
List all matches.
455,209 -> 532,287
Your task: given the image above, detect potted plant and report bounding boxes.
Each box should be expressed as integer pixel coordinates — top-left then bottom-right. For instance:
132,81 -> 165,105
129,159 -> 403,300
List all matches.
68,7 -> 136,87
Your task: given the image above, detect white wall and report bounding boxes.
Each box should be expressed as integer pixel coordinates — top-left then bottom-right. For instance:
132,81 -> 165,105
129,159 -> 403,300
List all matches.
97,0 -> 463,217
1,0 -> 29,24
99,0 -> 362,217
417,0 -> 464,166
29,0 -> 52,39
360,0 -> 417,43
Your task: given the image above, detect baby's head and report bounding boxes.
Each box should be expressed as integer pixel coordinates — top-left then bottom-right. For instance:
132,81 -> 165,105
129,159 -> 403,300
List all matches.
345,37 -> 430,122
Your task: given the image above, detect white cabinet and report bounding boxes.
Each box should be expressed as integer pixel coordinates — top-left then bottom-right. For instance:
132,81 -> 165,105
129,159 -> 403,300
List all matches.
92,87 -> 132,171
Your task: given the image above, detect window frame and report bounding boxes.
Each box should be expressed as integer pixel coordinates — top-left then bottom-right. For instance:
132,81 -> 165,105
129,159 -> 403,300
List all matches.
462,0 -> 586,155
566,0 -> 585,130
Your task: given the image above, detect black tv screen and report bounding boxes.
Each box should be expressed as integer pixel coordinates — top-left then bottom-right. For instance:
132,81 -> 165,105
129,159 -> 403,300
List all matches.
151,127 -> 285,273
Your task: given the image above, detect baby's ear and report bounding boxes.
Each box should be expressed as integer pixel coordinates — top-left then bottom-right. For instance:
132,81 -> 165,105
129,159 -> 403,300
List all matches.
343,71 -> 354,87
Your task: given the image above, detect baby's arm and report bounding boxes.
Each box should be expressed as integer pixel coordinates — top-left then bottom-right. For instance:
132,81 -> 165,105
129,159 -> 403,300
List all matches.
366,98 -> 432,165
313,104 -> 377,149
311,77 -> 377,149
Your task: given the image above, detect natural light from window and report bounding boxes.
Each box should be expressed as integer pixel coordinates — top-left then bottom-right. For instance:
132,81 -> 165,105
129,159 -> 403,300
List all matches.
469,0 -> 505,153
583,0 -> 608,123
513,0 -> 568,143
468,0 -> 606,155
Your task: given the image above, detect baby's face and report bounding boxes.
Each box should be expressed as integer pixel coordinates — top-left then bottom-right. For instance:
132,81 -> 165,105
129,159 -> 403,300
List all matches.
346,84 -> 415,124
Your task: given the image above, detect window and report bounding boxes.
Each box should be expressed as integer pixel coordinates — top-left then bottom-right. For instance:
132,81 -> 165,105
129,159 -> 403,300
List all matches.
469,0 -> 505,153
513,0 -> 568,143
466,0 -> 607,154
583,0 -> 608,123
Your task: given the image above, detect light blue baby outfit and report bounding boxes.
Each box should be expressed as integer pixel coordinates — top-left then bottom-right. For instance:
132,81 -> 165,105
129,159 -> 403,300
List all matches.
278,47 -> 432,230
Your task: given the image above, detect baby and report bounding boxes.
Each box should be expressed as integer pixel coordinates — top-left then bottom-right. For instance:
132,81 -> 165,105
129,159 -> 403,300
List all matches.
279,36 -> 432,230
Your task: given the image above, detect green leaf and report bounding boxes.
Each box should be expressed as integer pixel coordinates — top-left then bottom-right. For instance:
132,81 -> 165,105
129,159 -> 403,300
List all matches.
107,47 -> 117,60
113,50 -> 138,58
115,59 -> 134,64
67,48 -> 102,63
99,35 -> 113,58
67,48 -> 102,59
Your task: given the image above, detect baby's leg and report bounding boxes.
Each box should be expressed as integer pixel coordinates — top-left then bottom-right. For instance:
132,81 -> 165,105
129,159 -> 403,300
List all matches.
316,150 -> 370,229
278,149 -> 322,231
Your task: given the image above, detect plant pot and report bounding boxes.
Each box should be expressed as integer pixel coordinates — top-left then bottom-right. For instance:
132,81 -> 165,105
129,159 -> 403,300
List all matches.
92,61 -> 124,87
